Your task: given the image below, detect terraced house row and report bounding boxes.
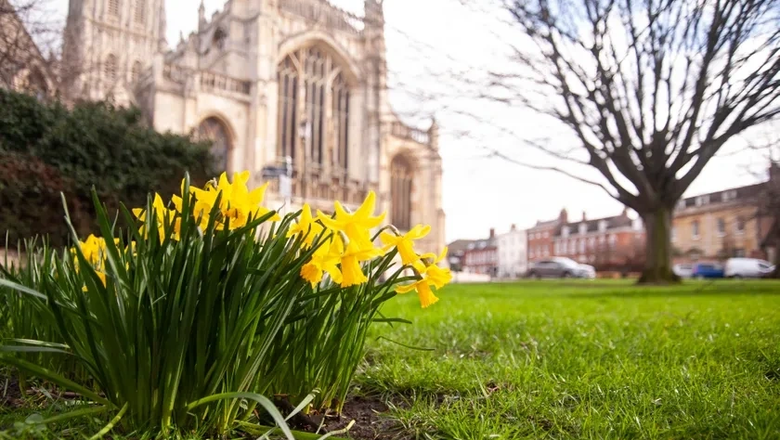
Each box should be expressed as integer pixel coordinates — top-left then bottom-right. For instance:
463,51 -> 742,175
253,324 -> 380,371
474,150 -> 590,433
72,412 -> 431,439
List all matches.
451,164 -> 778,277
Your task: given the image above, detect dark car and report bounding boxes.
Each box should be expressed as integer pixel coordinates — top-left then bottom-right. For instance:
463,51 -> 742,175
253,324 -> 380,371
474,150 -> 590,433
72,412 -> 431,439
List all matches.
527,257 -> 596,279
691,262 -> 725,279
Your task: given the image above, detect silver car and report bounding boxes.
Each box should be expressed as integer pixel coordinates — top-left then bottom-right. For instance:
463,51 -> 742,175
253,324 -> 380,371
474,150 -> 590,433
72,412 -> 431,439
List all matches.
527,257 -> 596,279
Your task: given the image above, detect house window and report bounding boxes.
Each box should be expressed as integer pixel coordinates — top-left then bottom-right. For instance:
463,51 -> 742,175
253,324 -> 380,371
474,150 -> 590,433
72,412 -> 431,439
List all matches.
736,216 -> 745,234
692,220 -> 700,239
723,190 -> 738,202
695,195 -> 710,206
609,234 -> 617,248
562,227 -> 570,237
391,156 -> 413,231
579,223 -> 587,235
579,240 -> 585,253
717,218 -> 725,236
735,248 -> 746,257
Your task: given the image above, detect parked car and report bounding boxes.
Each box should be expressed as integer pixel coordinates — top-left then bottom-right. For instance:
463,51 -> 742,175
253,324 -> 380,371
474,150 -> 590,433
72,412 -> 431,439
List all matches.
673,263 -> 694,279
724,258 -> 775,278
527,257 -> 595,279
691,262 -> 725,279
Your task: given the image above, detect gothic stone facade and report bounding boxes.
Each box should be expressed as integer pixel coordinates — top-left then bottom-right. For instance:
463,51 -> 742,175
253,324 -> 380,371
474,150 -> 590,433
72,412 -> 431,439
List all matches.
63,0 -> 445,254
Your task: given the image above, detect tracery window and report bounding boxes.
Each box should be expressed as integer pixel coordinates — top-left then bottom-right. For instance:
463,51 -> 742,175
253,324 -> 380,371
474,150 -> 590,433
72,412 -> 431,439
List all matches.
391,156 -> 413,231
134,0 -> 146,24
131,61 -> 142,82
197,117 -> 231,172
104,54 -> 117,81
276,47 -> 351,171
108,0 -> 120,17
332,72 -> 349,173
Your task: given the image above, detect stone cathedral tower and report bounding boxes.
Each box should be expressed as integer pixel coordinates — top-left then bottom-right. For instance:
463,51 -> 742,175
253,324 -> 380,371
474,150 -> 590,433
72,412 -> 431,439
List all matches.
60,0 -> 446,256
63,0 -> 167,103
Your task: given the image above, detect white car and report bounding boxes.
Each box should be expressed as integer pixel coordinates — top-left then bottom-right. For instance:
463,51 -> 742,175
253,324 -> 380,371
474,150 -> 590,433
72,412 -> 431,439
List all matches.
673,263 -> 694,278
577,264 -> 597,279
724,258 -> 775,278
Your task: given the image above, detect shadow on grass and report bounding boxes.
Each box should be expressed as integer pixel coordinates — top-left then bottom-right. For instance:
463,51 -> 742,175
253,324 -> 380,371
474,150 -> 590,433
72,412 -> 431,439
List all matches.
558,280 -> 780,299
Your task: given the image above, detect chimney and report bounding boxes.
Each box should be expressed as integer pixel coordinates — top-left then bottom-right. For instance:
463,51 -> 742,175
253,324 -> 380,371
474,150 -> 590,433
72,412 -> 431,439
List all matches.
582,211 -> 587,221
510,224 -> 517,231
770,161 -> 780,182
489,228 -> 495,238
559,208 -> 568,223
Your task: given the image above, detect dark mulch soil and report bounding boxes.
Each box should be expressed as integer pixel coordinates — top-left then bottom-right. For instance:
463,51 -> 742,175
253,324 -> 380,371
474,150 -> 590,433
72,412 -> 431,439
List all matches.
0,377 -> 23,408
280,395 -> 406,440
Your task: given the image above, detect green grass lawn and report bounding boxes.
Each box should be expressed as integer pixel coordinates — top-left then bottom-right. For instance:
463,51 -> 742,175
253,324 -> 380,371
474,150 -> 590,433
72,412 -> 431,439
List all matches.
2,280 -> 779,439
358,280 -> 780,439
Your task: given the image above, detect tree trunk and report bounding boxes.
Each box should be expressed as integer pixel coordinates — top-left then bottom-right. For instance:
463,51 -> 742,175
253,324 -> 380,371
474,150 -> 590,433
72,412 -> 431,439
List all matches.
638,207 -> 681,284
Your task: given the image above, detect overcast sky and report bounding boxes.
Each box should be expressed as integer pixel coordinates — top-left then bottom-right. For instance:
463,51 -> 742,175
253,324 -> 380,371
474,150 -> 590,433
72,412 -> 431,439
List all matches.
42,0 -> 771,241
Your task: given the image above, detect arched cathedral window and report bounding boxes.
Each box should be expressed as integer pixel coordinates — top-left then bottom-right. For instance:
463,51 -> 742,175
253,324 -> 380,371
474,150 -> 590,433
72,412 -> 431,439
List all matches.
134,0 -> 146,24
197,117 -> 232,172
104,54 -> 117,81
391,156 -> 413,231
131,61 -> 142,83
277,57 -> 298,161
276,47 -> 351,172
332,72 -> 349,173
108,0 -> 120,17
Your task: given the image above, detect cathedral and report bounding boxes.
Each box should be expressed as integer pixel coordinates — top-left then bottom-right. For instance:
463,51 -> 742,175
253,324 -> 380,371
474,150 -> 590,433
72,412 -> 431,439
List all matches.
61,0 -> 445,254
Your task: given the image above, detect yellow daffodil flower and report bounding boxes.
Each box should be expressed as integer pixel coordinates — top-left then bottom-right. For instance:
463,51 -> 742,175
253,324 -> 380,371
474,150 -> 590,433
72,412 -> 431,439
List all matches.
339,238 -> 383,287
397,247 -> 452,308
300,236 -> 344,287
317,191 -> 386,249
380,224 -> 431,265
287,204 -> 324,248
189,171 -> 280,229
133,193 -> 181,241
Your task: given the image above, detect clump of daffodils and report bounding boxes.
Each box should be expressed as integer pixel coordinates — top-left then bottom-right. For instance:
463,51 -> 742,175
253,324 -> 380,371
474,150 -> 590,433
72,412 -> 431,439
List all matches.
75,171 -> 451,308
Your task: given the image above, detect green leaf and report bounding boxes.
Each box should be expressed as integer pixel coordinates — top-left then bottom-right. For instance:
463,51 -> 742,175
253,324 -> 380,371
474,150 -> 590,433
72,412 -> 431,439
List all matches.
187,392 -> 296,440
0,355 -> 111,406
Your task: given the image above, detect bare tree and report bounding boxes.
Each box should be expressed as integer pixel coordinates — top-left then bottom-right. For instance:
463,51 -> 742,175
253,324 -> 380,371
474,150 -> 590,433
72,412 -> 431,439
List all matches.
0,0 -> 60,92
461,0 -> 780,283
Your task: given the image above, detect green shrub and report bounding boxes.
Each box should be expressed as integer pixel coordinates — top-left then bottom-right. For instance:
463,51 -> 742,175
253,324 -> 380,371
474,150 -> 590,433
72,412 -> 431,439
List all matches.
0,89 -> 215,244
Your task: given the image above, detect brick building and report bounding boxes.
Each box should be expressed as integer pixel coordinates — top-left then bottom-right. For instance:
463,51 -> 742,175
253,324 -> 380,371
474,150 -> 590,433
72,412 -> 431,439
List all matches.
672,183 -> 770,262
552,209 -> 645,271
527,209 -> 567,262
462,229 -> 498,276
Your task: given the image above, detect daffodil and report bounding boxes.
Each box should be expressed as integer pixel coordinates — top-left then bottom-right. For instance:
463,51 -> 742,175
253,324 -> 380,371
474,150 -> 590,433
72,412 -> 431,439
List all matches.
339,238 -> 383,287
133,193 -> 181,241
287,204 -> 324,248
300,236 -> 343,287
189,171 -> 280,229
317,191 -> 385,249
380,224 -> 431,265
396,274 -> 440,308
396,247 -> 451,308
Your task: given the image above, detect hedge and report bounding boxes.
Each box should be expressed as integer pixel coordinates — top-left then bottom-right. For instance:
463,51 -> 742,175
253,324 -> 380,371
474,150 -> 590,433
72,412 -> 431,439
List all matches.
0,90 -> 215,247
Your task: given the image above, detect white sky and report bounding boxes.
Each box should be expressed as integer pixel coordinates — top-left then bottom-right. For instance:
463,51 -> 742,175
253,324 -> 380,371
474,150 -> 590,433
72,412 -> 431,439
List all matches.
42,0 -> 771,241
